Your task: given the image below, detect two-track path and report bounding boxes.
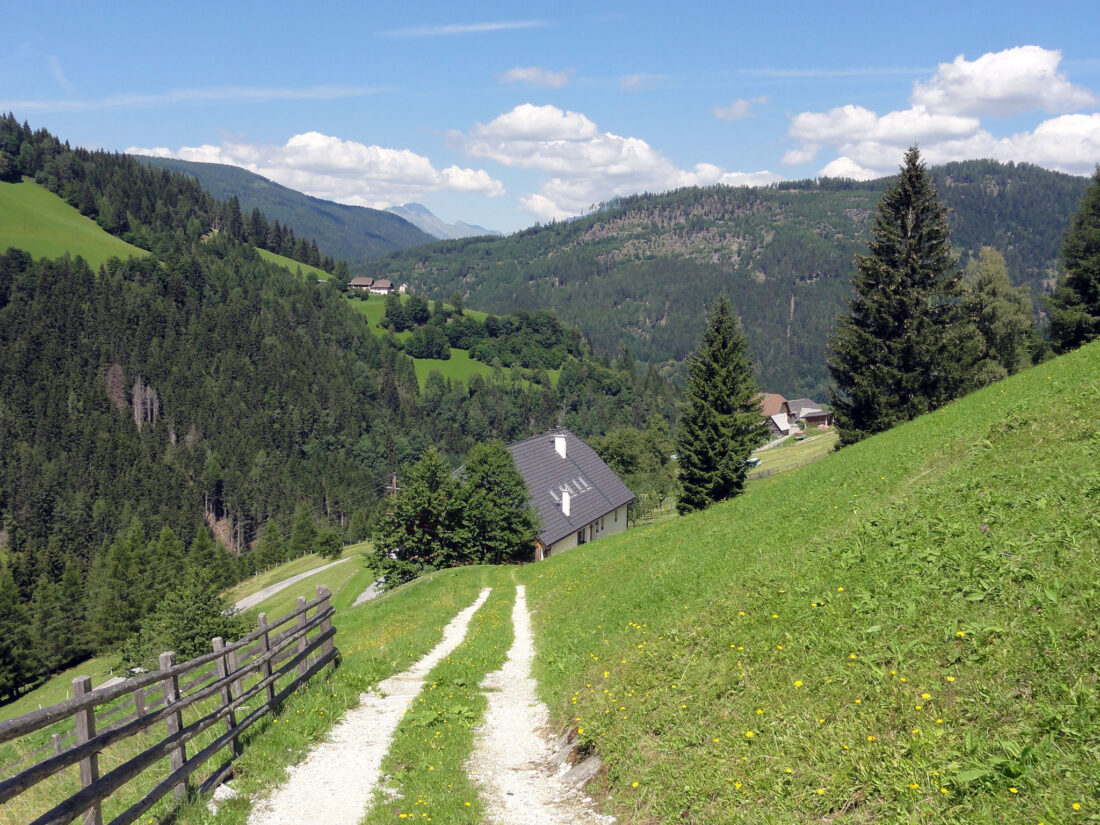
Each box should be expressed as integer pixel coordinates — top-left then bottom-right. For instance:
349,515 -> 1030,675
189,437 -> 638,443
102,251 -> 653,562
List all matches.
246,588 -> 492,825
245,584 -> 611,825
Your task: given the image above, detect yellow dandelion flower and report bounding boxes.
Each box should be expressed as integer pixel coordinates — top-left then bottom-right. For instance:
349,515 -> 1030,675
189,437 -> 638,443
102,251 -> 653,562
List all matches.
794,680 -> 803,686
921,692 -> 931,699
632,782 -> 639,788
745,730 -> 755,738
910,783 -> 920,789
817,787 -> 825,794
867,735 -> 875,741
946,676 -> 955,682
940,787 -> 948,794
1009,788 -> 1018,794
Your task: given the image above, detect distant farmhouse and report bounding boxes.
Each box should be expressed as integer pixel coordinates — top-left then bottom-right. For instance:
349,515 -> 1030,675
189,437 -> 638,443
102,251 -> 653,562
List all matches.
507,430 -> 635,561
757,393 -> 833,436
347,276 -> 395,295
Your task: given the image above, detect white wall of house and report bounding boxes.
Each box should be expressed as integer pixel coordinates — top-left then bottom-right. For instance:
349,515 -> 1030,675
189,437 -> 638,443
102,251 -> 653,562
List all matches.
543,503 -> 629,558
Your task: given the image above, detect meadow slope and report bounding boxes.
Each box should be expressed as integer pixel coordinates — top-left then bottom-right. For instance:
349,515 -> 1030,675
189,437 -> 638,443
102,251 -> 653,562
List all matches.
524,342 -> 1099,823
0,178 -> 147,267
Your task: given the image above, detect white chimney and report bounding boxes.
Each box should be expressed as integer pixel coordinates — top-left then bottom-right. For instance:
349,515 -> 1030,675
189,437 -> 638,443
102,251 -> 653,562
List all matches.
554,434 -> 567,459
561,490 -> 571,517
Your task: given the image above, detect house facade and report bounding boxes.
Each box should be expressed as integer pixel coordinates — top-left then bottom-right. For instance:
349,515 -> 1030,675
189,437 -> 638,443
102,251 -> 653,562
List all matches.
507,429 -> 635,561
349,276 -> 374,291
369,279 -> 394,295
787,398 -> 834,427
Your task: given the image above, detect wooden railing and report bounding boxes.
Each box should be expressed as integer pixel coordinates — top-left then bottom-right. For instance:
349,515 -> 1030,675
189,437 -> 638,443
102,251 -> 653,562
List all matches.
0,585 -> 338,825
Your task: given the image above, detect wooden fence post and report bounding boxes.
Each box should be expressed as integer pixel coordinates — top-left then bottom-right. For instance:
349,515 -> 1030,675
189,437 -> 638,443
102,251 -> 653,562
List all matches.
317,584 -> 334,660
296,596 -> 308,678
133,687 -> 145,718
213,638 -> 242,758
257,613 -> 275,708
159,651 -> 188,803
72,676 -> 102,825
51,732 -> 63,755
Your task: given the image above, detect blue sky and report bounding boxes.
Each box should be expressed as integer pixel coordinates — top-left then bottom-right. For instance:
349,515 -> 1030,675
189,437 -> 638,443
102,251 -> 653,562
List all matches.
3,1 -> 1099,232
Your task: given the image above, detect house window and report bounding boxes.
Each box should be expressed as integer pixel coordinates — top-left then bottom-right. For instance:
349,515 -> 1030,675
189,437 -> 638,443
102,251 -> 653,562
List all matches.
601,517 -> 605,530
614,509 -> 618,523
577,529 -> 586,545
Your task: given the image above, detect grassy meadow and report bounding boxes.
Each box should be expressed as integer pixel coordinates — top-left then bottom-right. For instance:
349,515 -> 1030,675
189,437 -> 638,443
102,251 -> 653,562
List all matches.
0,178 -> 148,268
256,247 -> 330,281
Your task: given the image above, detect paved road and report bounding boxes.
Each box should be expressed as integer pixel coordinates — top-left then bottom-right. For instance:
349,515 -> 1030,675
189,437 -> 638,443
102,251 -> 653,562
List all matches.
234,558 -> 353,612
353,579 -> 384,607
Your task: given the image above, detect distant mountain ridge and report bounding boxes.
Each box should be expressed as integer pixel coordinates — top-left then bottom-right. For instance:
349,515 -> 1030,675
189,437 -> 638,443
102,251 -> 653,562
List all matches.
385,202 -> 500,240
364,160 -> 1090,399
137,156 -> 434,263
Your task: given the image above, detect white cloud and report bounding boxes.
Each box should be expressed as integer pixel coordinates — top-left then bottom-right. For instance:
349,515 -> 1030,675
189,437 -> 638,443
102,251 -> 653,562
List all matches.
381,20 -> 546,37
713,97 -> 767,122
787,46 -> 1100,180
782,144 -> 819,166
498,66 -> 573,88
459,103 -> 779,218
819,157 -> 881,180
913,46 -> 1096,117
129,131 -> 504,209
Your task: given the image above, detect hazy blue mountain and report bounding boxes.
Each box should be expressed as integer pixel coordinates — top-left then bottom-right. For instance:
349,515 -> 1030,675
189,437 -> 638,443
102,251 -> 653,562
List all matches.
137,156 -> 434,262
386,202 -> 500,239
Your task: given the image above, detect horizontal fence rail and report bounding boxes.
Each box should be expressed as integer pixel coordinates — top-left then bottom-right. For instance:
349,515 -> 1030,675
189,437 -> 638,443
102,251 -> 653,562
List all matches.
0,585 -> 338,825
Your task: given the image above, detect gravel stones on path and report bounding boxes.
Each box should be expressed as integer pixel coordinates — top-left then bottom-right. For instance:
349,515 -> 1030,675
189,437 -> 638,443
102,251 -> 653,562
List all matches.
246,587 -> 492,825
468,585 -> 615,825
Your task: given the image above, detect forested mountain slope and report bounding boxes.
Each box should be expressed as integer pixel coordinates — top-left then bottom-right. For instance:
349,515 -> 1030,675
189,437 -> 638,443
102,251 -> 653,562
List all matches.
138,156 -> 434,262
0,117 -> 677,694
366,161 -> 1088,398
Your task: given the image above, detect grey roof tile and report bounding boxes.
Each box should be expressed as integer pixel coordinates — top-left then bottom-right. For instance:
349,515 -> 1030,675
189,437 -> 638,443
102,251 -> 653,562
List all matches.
507,429 -> 635,548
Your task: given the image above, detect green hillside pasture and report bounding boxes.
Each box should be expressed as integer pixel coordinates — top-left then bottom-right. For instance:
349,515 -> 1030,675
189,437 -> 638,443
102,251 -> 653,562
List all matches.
523,344 -> 1099,824
240,553 -> 371,621
257,247 -> 330,280
750,429 -> 839,478
0,178 -> 147,268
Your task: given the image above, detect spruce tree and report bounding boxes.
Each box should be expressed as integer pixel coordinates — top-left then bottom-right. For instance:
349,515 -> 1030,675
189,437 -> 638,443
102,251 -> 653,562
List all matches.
676,296 -> 766,515
828,146 -> 974,446
1048,167 -> 1100,351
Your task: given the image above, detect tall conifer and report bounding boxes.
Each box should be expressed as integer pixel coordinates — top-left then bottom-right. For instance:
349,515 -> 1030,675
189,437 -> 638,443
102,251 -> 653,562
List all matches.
827,146 -> 973,445
1048,167 -> 1100,351
676,296 -> 766,515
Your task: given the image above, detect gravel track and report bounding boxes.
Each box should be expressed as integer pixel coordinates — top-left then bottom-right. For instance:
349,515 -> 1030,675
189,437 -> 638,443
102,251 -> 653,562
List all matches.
468,585 -> 614,825
233,558 -> 352,612
245,587 -> 492,825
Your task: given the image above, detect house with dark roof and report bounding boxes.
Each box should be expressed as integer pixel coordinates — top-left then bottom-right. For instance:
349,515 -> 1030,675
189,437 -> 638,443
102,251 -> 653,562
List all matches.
507,429 -> 635,561
369,279 -> 394,295
349,276 -> 374,291
787,398 -> 833,427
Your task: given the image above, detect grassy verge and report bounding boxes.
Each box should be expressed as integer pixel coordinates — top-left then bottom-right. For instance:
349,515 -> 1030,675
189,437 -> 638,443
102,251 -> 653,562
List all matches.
750,429 -> 838,477
521,343 -> 1099,824
222,553 -> 348,605
179,565 -> 505,824
364,582 -> 515,824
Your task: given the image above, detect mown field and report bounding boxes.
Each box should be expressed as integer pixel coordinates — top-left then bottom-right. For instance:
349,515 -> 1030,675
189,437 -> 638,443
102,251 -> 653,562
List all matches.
0,178 -> 148,267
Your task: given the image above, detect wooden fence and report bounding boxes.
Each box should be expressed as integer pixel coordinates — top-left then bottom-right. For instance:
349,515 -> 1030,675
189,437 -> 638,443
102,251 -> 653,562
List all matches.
0,585 -> 338,825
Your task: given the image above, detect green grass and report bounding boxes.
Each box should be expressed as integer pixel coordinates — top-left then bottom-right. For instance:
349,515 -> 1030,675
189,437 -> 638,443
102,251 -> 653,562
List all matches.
181,566 -> 508,825
222,553 -> 347,606
520,344 -> 1100,824
0,178 -> 148,268
364,583 -> 515,825
256,247 -> 330,280
750,429 -> 839,477
242,553 -> 370,620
